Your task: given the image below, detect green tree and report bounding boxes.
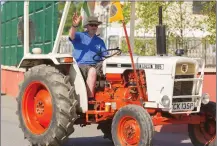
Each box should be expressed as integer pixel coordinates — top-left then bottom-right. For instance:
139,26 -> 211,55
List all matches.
119,2 -> 210,55
58,2 -> 84,35
202,1 -> 216,44
119,2 -> 131,24
119,2 -> 170,55
136,2 -> 170,32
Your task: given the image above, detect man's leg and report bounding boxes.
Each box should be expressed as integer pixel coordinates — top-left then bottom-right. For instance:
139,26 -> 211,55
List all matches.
86,67 -> 97,99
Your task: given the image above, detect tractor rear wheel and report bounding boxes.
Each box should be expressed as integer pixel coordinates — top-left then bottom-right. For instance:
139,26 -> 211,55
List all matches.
188,101 -> 216,146
111,104 -> 154,146
17,64 -> 78,146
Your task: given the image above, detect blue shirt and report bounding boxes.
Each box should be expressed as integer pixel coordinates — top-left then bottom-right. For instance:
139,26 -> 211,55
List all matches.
69,31 -> 108,65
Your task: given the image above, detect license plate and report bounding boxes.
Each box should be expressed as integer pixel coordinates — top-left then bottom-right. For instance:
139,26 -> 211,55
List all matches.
172,102 -> 194,111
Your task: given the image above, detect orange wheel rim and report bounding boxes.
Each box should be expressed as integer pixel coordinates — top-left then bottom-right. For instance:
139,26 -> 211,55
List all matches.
118,116 -> 140,146
22,81 -> 53,135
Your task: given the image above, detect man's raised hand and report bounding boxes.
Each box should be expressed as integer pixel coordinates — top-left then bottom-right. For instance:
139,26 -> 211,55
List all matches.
72,12 -> 82,27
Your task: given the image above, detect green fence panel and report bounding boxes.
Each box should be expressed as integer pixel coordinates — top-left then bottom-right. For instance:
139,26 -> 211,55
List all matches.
5,21 -> 11,46
46,2 -> 53,7
1,46 -> 5,65
1,1 -> 59,66
4,46 -> 10,66
11,2 -> 17,19
34,10 -> 45,43
11,18 -> 18,45
1,23 -> 5,46
2,4 -> 5,22
35,2 -> 44,11
45,6 -> 53,42
29,1 -> 35,13
6,2 -> 12,22
10,46 -> 17,65
50,2 -> 58,48
44,43 -> 52,54
17,46 -> 24,64
17,2 -> 24,17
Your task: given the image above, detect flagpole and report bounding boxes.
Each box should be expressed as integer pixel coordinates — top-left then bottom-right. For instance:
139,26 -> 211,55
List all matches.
122,21 -> 146,102
130,1 -> 135,54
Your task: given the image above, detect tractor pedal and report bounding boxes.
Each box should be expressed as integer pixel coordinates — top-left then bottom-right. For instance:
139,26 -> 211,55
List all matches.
88,98 -> 97,110
88,104 -> 95,110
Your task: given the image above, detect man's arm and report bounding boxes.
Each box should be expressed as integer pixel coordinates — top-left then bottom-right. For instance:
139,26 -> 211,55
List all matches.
101,40 -> 109,56
69,26 -> 77,40
69,12 -> 82,40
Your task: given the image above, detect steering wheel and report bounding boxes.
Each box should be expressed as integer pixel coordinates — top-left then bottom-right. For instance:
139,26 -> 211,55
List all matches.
93,47 -> 122,62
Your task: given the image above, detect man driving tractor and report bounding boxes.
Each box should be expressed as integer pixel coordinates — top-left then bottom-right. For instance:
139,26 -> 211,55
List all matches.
68,12 -> 108,102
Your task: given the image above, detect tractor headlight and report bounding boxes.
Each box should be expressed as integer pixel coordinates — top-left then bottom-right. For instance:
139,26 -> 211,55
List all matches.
58,57 -> 73,63
161,95 -> 170,108
201,93 -> 210,105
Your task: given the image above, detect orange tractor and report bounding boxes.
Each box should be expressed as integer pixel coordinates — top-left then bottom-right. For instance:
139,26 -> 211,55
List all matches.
16,1 -> 216,146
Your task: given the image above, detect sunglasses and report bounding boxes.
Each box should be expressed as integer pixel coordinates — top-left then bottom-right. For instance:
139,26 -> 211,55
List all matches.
89,24 -> 98,27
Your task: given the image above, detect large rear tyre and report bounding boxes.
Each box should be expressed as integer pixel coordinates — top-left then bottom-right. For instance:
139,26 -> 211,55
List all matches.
188,101 -> 216,146
17,65 -> 78,146
111,105 -> 154,146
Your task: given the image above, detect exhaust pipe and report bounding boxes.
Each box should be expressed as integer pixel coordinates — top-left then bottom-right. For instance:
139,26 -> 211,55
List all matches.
156,6 -> 167,56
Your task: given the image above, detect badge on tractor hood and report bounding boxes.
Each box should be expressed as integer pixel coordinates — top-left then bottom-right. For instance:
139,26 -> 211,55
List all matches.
181,64 -> 188,73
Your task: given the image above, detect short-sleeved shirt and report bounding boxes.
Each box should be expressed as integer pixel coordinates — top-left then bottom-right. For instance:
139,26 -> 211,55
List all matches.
69,31 -> 108,65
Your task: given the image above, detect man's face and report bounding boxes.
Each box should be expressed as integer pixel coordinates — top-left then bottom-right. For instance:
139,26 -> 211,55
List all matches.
87,24 -> 98,35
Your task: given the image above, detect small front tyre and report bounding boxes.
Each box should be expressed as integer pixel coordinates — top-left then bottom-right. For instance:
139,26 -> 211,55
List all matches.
111,105 -> 154,146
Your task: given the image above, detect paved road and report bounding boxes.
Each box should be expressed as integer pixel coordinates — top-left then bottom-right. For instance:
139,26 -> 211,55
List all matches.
1,95 -> 193,146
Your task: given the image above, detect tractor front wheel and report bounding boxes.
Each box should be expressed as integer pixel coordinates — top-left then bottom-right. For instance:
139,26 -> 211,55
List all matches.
17,65 -> 78,146
188,101 -> 216,146
111,105 -> 154,146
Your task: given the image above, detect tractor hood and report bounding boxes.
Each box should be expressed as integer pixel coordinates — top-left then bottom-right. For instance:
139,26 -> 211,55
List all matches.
102,55 -> 199,75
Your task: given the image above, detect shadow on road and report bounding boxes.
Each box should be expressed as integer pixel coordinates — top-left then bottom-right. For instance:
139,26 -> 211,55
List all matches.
65,136 -> 114,146
153,132 -> 192,146
64,132 -> 192,146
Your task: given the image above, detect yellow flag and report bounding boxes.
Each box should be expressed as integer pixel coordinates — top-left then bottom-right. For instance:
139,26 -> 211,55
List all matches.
109,1 -> 124,23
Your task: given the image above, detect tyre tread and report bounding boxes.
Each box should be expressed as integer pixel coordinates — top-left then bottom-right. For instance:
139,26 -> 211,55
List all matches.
17,64 -> 77,146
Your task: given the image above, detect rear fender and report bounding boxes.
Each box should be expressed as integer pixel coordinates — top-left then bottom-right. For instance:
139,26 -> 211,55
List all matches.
69,64 -> 88,113
18,53 -> 88,113
17,53 -> 73,68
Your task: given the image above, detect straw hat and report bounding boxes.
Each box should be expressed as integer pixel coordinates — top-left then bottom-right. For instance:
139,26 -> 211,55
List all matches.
84,16 -> 102,27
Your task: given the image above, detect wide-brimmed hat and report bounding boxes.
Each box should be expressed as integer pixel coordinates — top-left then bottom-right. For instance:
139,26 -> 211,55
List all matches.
84,16 -> 102,27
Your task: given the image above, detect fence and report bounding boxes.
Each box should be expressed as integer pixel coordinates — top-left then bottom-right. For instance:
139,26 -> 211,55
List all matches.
58,35 -> 216,69
108,36 -> 216,68
1,1 -> 58,66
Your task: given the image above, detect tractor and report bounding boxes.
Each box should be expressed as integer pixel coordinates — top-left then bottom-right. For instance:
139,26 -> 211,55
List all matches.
16,1 -> 216,146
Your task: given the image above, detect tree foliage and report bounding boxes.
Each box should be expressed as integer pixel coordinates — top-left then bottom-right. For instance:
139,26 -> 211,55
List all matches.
136,2 -> 170,32
58,2 -> 84,35
119,1 -> 216,55
119,2 -> 131,24
202,1 -> 216,44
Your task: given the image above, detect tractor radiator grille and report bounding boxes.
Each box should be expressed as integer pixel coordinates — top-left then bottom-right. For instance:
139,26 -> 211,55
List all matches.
172,98 -> 192,102
173,75 -> 194,96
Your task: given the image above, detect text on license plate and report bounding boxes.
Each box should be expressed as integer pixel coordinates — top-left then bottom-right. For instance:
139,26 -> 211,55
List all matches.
172,102 -> 194,111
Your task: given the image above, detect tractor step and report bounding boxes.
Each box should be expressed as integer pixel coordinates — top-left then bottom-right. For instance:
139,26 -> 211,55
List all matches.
86,110 -> 113,123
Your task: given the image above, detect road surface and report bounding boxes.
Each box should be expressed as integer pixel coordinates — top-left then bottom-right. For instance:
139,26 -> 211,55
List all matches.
1,95 -> 193,146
